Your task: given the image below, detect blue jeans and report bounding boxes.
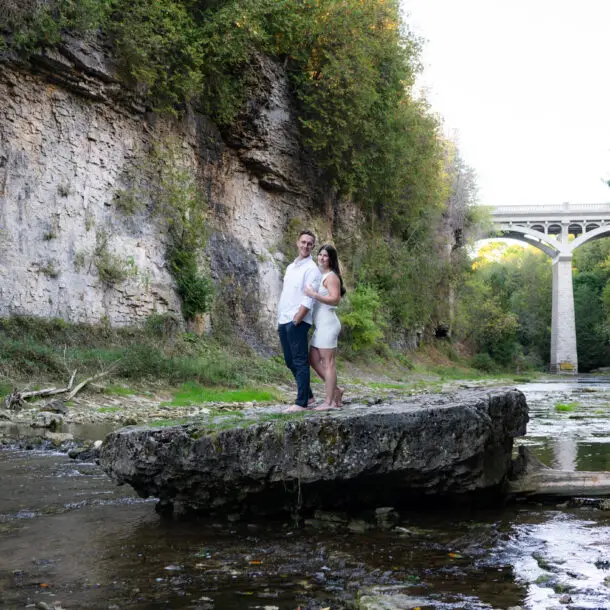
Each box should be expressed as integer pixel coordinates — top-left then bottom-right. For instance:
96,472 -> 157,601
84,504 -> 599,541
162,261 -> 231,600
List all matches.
278,321 -> 313,407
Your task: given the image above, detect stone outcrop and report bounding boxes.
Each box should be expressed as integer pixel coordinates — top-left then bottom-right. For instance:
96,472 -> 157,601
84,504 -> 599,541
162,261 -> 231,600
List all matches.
100,388 -> 528,517
0,42 -> 345,344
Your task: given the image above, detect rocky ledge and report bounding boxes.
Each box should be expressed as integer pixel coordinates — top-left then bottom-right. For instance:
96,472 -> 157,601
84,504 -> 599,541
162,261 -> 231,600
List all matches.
100,388 -> 528,517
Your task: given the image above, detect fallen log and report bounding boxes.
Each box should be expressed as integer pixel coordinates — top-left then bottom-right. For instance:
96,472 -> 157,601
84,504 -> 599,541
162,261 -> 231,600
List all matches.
507,445 -> 610,497
3,369 -> 77,410
3,361 -> 120,409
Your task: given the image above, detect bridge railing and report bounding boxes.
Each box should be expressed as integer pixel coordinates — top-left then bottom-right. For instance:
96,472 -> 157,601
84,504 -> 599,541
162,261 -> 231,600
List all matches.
488,203 -> 610,216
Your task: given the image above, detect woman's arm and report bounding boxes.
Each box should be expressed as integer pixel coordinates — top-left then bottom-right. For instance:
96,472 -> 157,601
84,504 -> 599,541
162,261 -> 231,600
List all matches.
304,273 -> 341,306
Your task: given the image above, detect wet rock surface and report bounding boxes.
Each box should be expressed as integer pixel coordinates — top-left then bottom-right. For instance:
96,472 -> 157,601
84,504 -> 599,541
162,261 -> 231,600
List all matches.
100,388 -> 528,516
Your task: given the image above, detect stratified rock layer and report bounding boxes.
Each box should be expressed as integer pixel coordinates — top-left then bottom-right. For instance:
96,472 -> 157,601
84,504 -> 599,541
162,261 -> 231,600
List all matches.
100,388 -> 528,516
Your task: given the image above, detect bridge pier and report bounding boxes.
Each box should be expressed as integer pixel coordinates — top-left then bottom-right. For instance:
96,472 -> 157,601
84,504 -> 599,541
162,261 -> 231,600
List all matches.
550,254 -> 578,374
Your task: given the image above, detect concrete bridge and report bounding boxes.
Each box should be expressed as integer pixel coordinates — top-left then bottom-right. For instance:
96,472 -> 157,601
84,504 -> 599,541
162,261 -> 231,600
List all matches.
489,202 -> 610,374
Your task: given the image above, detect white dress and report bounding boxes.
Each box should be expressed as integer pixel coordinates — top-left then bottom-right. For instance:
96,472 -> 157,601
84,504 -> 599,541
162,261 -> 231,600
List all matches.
310,272 -> 341,349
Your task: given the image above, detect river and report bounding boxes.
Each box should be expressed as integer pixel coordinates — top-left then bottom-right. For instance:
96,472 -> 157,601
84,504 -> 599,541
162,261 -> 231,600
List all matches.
2,379 -> 610,610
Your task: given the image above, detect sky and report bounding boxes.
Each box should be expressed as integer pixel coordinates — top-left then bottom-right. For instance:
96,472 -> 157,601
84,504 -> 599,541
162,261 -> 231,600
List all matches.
401,0 -> 610,208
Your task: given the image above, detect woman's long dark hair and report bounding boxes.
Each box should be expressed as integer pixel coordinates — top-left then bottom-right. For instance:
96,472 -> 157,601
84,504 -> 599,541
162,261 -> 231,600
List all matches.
319,244 -> 346,296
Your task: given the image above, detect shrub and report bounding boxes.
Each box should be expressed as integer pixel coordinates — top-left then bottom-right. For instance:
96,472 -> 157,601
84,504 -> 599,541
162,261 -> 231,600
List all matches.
471,352 -> 496,372
340,285 -> 385,353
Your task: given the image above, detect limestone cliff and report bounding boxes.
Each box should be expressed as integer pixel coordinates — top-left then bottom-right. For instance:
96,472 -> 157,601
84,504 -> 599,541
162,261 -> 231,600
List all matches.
0,39 -> 353,346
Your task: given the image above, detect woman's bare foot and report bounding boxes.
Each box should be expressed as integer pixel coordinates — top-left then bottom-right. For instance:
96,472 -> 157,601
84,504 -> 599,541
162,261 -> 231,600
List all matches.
334,386 -> 344,407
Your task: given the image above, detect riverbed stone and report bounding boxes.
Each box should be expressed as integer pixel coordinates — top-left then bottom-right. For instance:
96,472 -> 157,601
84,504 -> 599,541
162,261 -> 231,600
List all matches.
31,412 -> 64,429
100,388 -> 527,516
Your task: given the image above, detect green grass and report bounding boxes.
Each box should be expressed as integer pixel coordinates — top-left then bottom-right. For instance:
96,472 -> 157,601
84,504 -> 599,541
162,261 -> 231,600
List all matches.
0,315 -> 290,389
555,402 -> 580,412
103,385 -> 136,397
163,382 -> 282,407
367,381 -> 408,390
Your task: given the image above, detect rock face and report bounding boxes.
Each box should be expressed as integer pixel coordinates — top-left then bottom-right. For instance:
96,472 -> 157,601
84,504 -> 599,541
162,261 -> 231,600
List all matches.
100,388 -> 528,517
0,43 -> 344,344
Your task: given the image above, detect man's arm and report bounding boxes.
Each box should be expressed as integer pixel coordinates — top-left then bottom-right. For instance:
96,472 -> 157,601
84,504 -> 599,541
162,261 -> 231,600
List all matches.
292,304 -> 310,325
293,265 -> 321,325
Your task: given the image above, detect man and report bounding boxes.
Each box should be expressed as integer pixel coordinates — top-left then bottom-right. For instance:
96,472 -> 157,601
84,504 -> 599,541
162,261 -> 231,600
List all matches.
277,229 -> 322,412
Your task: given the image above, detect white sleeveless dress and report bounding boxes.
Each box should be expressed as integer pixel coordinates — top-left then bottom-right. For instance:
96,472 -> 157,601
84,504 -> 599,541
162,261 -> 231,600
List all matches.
311,272 -> 341,349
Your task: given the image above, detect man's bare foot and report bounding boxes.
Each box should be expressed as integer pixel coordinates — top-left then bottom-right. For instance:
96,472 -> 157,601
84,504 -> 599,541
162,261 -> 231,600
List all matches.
307,397 -> 316,407
283,404 -> 307,413
314,402 -> 340,411
334,387 -> 344,407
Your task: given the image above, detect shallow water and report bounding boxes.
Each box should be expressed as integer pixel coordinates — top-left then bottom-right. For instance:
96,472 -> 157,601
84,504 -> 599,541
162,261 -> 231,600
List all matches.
2,379 -> 610,609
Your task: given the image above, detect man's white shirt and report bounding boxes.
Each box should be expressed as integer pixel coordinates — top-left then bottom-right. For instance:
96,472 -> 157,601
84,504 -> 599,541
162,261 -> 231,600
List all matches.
277,256 -> 322,325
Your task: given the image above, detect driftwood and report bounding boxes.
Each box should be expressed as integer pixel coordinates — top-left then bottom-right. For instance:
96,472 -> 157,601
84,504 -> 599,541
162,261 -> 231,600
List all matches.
507,445 -> 610,497
3,361 -> 120,410
65,365 -> 118,401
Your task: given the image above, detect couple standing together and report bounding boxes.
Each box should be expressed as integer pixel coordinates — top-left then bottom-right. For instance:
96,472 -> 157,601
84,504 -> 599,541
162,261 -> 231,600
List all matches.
277,230 -> 346,412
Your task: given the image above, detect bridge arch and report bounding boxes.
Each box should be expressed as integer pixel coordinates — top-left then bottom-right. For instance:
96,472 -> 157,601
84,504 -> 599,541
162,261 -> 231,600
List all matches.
492,225 -> 564,258
570,225 -> 610,250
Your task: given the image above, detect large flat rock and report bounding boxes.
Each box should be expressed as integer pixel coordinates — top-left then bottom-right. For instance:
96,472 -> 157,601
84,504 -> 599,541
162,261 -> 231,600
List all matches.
100,388 -> 528,517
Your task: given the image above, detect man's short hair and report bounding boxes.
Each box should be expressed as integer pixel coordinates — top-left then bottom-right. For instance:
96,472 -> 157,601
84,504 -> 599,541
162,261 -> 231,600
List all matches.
298,229 -> 316,243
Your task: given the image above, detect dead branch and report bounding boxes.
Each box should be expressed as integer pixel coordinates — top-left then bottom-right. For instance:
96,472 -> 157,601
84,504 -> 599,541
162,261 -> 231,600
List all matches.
65,362 -> 120,401
2,361 -> 120,410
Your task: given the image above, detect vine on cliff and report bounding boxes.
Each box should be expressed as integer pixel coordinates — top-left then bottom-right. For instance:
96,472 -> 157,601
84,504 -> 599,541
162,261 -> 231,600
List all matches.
114,138 -> 213,321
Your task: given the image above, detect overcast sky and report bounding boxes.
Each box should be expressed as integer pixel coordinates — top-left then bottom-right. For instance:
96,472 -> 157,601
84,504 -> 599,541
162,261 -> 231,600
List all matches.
402,0 -> 610,208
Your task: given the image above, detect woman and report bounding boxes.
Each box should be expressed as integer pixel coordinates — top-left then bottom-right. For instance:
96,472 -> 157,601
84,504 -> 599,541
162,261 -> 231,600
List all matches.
304,244 -> 346,410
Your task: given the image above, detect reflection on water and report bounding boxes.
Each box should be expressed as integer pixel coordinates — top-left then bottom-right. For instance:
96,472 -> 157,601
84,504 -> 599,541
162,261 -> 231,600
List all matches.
2,378 -> 610,609
517,376 -> 610,472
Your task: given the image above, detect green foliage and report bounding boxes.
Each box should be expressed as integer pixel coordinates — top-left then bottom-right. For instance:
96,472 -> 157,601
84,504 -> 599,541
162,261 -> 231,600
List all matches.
574,278 -> 608,372
107,0 -> 204,112
350,235 -> 449,331
4,0 -> 449,239
93,229 -> 137,286
148,139 -> 213,319
115,139 -> 213,320
455,243 -> 550,369
340,285 -> 385,353
4,0 -> 110,51
572,241 -> 610,371
272,0 -> 446,231
0,315 -> 290,387
167,244 -> 213,320
471,352 -> 496,372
